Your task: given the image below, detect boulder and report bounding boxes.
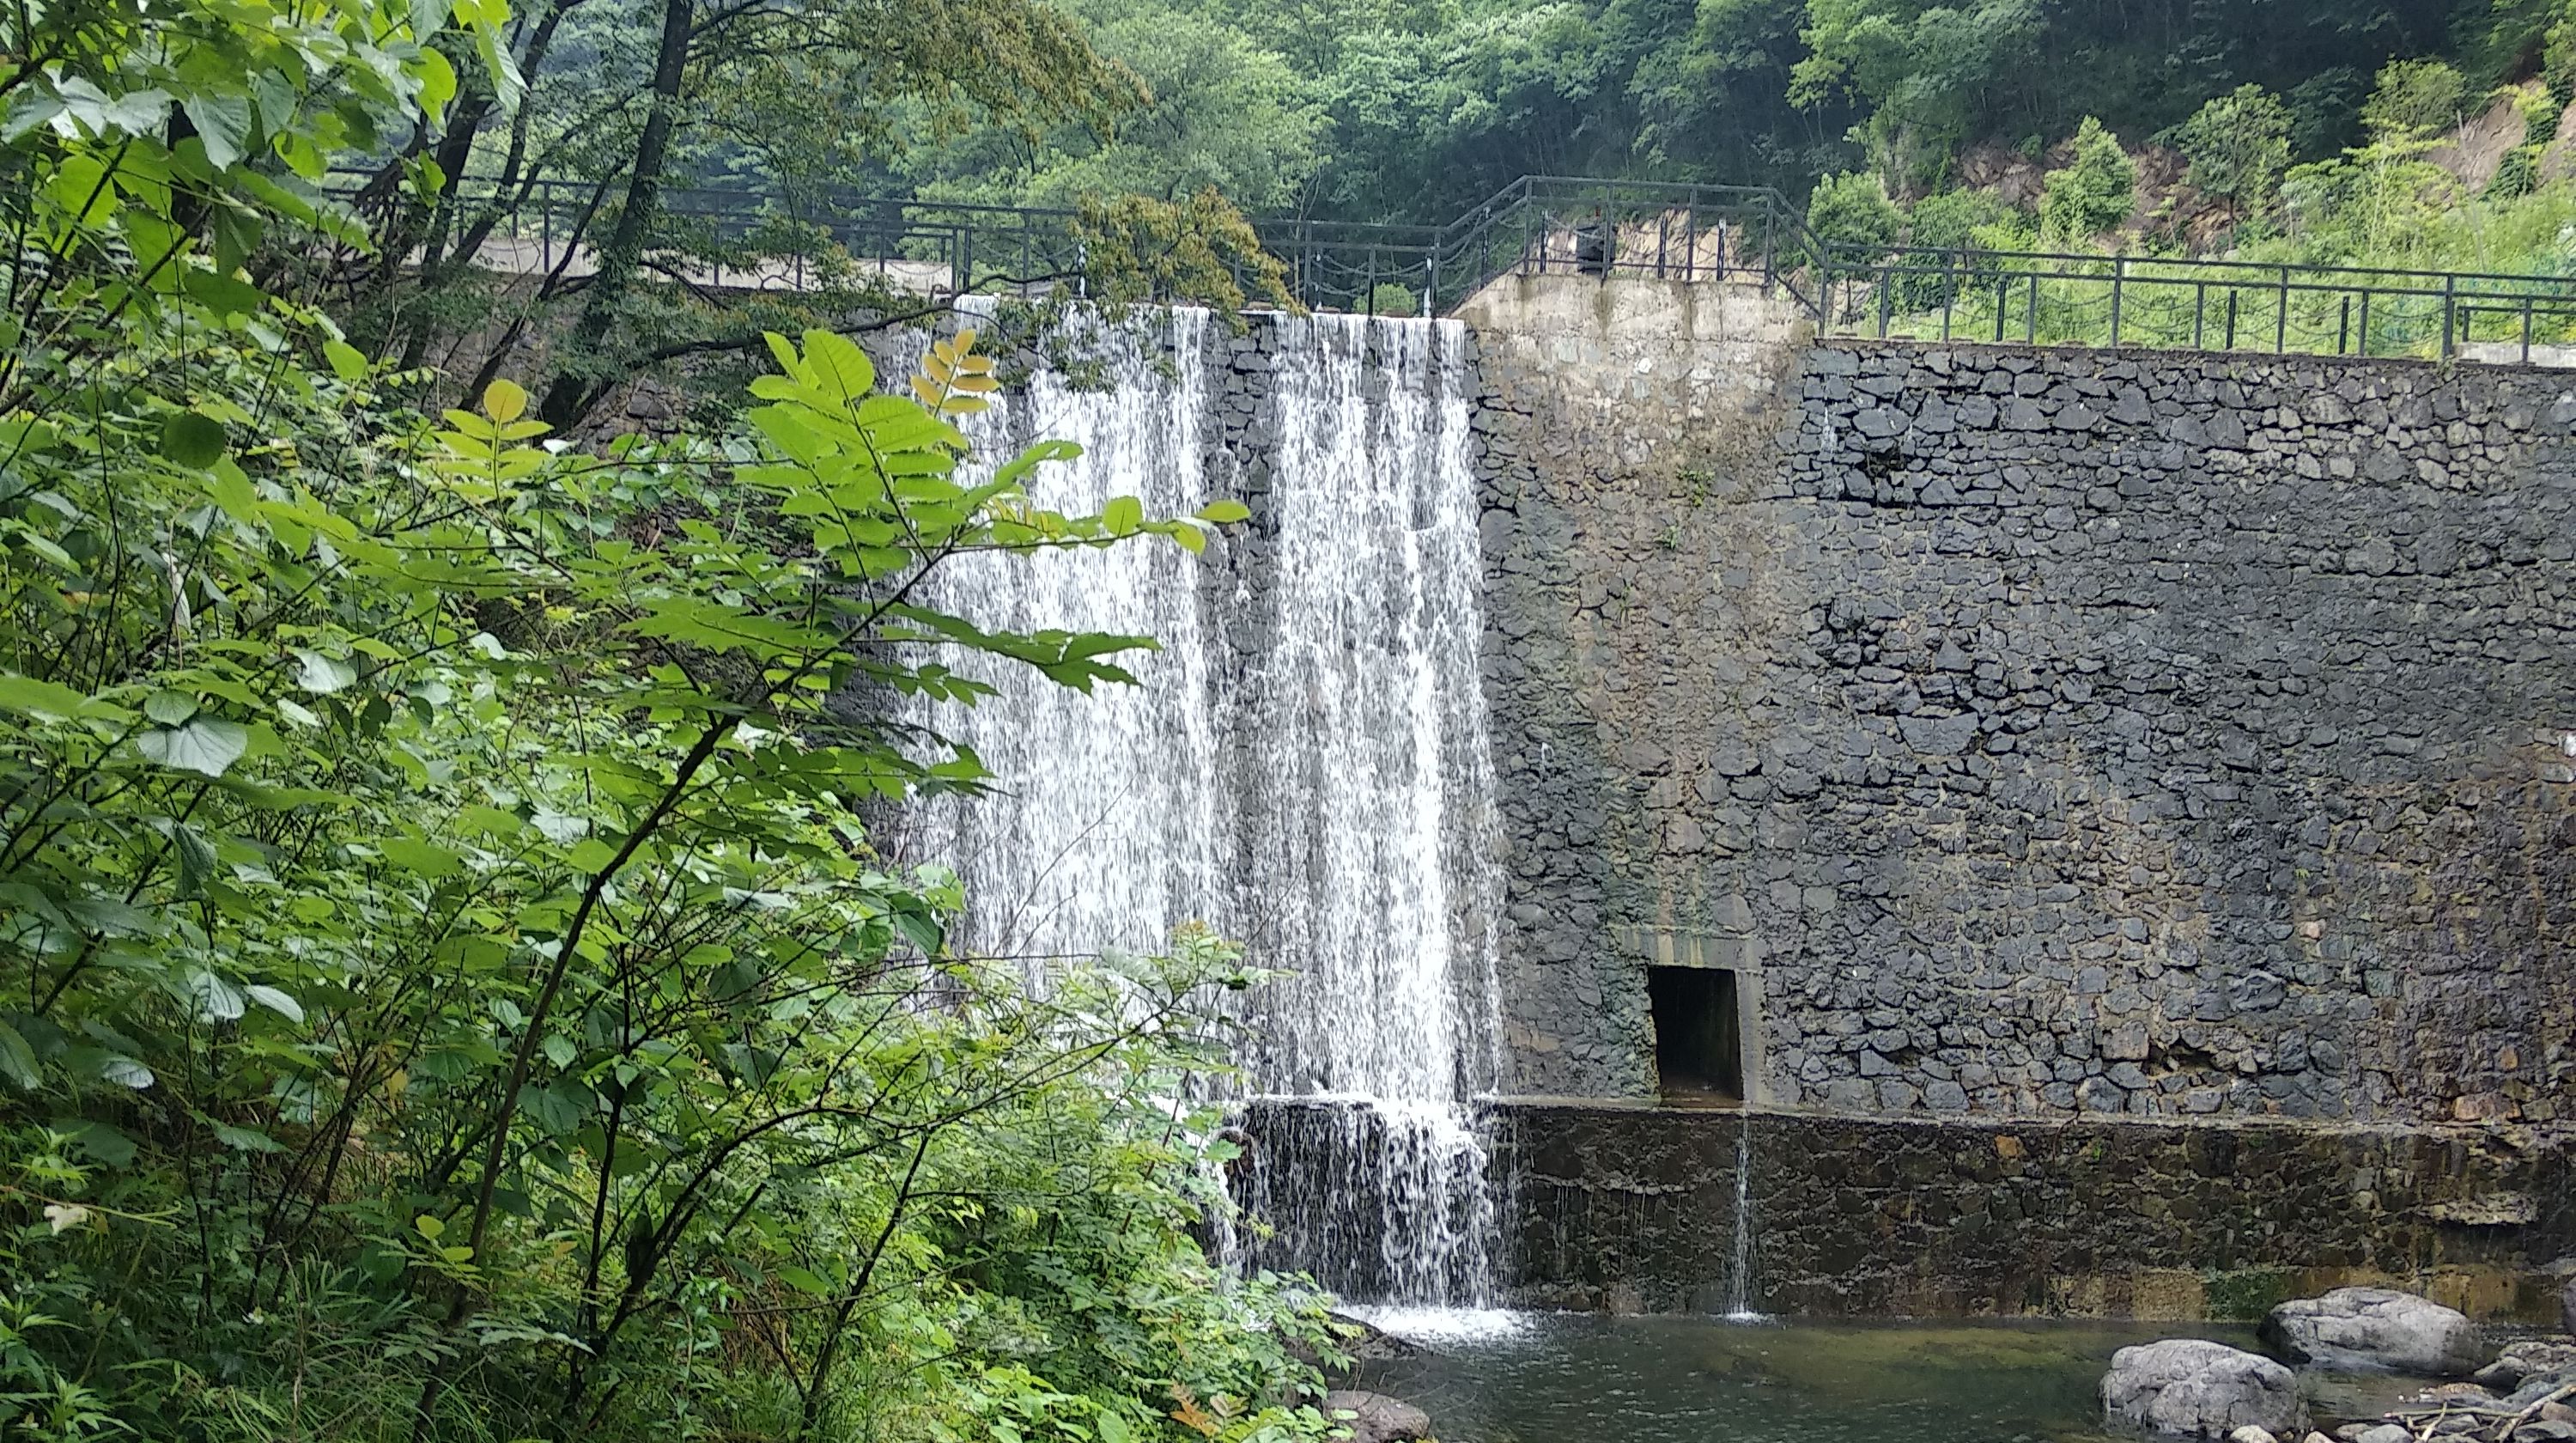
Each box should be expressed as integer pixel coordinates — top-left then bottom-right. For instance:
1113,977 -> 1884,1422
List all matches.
2563,1274 -> 2576,1336
2261,1288 -> 2488,1377
2103,1339 -> 2309,1440
2478,1339 -> 2576,1392
2228,1428 -> 2279,1443
1321,1390 -> 1432,1443
2348,1428 -> 2409,1443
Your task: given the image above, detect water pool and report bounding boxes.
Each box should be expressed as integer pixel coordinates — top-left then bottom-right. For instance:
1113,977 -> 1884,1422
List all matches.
1342,1312 -> 2428,1443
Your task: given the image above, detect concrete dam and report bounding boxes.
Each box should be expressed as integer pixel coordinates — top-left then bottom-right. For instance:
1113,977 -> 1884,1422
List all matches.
893,273 -> 2576,1324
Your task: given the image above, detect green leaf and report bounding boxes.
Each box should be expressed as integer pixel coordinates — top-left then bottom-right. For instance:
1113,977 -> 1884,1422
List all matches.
64,1121 -> 135,1167
93,1054 -> 154,1090
776,1265 -> 833,1296
172,823 -> 218,895
137,718 -> 248,777
0,1023 -> 39,1089
1103,495 -> 1145,533
184,967 -> 246,1022
182,267 -> 264,316
380,837 -> 463,878
244,985 -> 302,1022
160,411 -> 228,469
800,329 -> 876,401
213,1123 -> 283,1153
179,91 -> 249,167
1199,498 -> 1252,524
294,649 -> 357,694
323,339 -> 370,381
0,674 -> 90,719
540,1034 -> 575,1068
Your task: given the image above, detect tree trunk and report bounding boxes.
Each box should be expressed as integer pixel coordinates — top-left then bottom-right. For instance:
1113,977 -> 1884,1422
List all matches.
537,0 -> 692,428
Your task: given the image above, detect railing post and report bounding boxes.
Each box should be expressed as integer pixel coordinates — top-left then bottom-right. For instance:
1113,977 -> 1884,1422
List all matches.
1762,195 -> 1776,294
2358,291 -> 2371,356
2025,271 -> 2038,343
2275,266 -> 2289,353
2337,294 -> 2351,355
2442,273 -> 2458,358
2225,289 -> 2238,350
1941,251 -> 1956,340
1877,261 -> 1893,338
2109,256 -> 2123,347
1994,274 -> 2007,342
2524,293 -> 2536,363
1684,197 -> 1697,283
2193,282 -> 2206,349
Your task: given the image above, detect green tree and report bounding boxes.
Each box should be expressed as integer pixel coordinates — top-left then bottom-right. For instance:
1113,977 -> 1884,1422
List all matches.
2176,85 -> 2293,222
345,0 -> 1149,428
910,1 -> 1329,213
2360,56 -> 2468,139
0,0 -> 1348,1435
1806,168 -> 1904,254
1789,0 -> 2044,186
2038,115 -> 2136,240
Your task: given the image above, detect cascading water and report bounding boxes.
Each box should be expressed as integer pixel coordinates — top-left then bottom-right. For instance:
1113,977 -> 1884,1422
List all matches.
1728,1121 -> 1765,1323
898,307 -> 1224,974
900,305 -> 1506,1308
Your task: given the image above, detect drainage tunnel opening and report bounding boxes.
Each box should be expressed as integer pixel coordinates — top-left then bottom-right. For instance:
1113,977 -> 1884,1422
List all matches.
1648,965 -> 1741,1104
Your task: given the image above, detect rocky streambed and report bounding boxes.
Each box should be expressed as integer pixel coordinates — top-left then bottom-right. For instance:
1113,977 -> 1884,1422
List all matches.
2101,1285 -> 2576,1443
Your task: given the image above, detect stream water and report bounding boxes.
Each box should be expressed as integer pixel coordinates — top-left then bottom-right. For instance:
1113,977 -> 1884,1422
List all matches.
1346,1314 -> 2437,1443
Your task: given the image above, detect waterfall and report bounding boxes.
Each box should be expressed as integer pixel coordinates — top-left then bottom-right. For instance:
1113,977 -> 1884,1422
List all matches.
1728,1119 -> 1765,1323
900,306 -> 1506,1306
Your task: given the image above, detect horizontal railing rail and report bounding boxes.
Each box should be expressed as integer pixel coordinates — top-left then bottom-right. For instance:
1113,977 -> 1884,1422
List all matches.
331,169 -> 2576,362
1814,244 -> 2576,362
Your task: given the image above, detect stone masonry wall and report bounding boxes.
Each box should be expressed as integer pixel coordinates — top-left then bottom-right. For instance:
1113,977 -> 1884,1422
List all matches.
1481,1101 -> 2576,1320
1469,294 -> 2576,1125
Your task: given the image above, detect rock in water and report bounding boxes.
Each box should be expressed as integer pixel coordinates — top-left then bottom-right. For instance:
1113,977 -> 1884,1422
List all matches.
2102,1339 -> 2309,1440
2228,1427 -> 2279,1443
1321,1390 -> 1432,1443
2261,1288 -> 2488,1376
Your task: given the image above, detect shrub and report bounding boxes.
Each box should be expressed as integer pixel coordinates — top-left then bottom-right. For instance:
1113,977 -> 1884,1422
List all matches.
1807,170 -> 1905,259
1369,280 -> 1422,316
2039,117 -> 2137,240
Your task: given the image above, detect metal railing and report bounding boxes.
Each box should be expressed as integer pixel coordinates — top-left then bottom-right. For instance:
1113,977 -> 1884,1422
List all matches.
342,173 -> 1828,319
1421,175 -> 1826,315
1814,246 -> 2576,363
346,169 -> 2576,363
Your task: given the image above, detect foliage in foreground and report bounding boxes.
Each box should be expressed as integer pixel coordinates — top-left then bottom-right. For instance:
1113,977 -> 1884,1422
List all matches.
0,0 -> 1342,1438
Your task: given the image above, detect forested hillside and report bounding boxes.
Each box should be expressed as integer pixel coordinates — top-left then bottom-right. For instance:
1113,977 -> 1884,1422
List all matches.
894,0 -> 2479,221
